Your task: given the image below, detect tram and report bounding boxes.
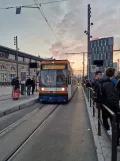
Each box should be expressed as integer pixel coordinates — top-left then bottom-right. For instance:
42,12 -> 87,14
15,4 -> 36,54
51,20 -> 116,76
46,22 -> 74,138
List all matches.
39,60 -> 78,103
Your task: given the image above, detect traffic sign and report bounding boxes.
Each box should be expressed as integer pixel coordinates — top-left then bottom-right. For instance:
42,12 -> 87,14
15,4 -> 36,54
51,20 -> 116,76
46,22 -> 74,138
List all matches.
91,65 -> 97,72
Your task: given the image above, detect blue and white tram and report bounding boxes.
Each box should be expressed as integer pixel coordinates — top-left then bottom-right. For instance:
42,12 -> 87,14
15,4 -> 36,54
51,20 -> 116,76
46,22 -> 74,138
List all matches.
39,60 -> 78,103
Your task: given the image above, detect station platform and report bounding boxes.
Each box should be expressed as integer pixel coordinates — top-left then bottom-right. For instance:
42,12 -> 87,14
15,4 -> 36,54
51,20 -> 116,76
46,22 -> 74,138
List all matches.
0,86 -> 12,96
0,93 -> 38,117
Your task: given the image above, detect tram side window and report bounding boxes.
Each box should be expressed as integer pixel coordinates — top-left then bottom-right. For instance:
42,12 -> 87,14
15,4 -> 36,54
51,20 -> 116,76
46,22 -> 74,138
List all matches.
68,71 -> 71,85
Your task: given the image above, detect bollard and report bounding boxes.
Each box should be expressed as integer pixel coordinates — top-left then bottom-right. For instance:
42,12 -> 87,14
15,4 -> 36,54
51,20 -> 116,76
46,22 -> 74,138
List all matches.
111,115 -> 117,161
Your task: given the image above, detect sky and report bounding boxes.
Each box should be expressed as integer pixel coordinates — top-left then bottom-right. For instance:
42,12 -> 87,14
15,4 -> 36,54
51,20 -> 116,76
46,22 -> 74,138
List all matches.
0,0 -> 120,74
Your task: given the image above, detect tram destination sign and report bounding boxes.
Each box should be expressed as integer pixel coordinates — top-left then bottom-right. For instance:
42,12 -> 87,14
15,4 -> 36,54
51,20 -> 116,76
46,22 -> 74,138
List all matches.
41,64 -> 66,70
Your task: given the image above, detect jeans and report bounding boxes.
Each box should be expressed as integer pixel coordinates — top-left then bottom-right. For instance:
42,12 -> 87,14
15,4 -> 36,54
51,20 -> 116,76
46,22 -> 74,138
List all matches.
27,85 -> 31,95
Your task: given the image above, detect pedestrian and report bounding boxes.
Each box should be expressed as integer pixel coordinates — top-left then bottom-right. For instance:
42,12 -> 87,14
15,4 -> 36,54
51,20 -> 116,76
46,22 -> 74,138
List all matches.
11,77 -> 15,96
91,71 -> 103,104
85,79 -> 91,88
31,77 -> 35,95
98,67 -> 120,135
11,77 -> 20,100
26,77 -> 32,95
116,73 -> 120,100
11,77 -> 20,96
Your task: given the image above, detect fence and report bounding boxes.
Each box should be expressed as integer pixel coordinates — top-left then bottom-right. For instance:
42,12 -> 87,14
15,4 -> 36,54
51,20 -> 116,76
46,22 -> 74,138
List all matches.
83,85 -> 119,161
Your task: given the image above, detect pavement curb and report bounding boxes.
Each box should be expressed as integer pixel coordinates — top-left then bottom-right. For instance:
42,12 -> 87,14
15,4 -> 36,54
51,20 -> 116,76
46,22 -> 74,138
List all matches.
0,98 -> 39,118
82,88 -> 105,161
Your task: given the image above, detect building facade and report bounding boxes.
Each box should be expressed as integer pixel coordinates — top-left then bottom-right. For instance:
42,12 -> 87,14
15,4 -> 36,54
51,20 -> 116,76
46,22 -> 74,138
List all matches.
90,37 -> 114,73
0,45 -> 45,84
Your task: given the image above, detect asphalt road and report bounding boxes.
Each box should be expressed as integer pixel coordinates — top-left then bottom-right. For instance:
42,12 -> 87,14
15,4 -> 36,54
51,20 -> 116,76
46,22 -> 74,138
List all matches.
11,86 -> 98,161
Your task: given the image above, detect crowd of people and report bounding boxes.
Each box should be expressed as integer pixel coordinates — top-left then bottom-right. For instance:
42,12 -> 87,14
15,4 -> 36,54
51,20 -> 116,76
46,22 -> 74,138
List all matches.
83,67 -> 120,135
11,76 -> 36,100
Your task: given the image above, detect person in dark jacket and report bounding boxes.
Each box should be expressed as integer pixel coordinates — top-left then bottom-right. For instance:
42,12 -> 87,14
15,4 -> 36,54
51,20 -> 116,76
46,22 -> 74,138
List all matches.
85,79 -> 91,88
98,68 -> 120,135
31,77 -> 35,95
11,77 -> 20,97
26,77 -> 32,95
116,74 -> 120,100
91,71 -> 102,92
91,71 -> 103,104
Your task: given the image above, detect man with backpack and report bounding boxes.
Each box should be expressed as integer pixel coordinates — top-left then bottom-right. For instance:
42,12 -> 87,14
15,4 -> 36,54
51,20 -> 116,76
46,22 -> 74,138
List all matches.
98,68 -> 120,135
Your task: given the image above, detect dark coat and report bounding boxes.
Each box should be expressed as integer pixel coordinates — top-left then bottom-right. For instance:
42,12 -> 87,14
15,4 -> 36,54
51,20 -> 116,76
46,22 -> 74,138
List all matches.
98,76 -> 120,113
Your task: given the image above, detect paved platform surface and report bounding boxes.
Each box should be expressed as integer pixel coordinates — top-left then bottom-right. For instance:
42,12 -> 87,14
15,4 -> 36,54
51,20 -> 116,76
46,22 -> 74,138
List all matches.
83,87 -> 120,161
11,86 -> 98,161
0,86 -> 12,96
0,93 -> 38,116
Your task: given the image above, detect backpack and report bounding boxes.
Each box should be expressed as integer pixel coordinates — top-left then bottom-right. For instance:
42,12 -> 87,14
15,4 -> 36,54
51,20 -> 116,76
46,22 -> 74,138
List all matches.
97,83 -> 106,104
92,81 -> 106,104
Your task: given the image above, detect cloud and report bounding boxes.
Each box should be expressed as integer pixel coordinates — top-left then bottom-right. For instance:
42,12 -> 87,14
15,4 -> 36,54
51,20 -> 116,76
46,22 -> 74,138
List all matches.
48,0 -> 120,68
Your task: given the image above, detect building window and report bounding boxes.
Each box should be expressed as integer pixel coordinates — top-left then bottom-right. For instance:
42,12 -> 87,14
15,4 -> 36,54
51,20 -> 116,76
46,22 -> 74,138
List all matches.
0,73 -> 6,82
24,58 -> 30,63
101,39 -> 103,46
91,42 -> 92,48
31,59 -> 35,62
94,41 -> 96,47
0,65 -> 6,70
11,66 -> 16,71
9,54 -> 15,60
106,46 -> 108,52
18,56 -> 23,62
97,54 -> 99,60
9,74 -> 16,81
0,52 -> 5,57
104,53 -> 106,59
101,54 -> 103,60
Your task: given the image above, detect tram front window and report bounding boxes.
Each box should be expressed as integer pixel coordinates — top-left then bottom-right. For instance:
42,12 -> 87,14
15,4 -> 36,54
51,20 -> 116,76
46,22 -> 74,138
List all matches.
40,70 -> 66,87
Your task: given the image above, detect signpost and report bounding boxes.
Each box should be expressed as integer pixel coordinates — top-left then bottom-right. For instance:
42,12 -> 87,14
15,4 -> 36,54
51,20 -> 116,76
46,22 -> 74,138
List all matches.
91,65 -> 97,73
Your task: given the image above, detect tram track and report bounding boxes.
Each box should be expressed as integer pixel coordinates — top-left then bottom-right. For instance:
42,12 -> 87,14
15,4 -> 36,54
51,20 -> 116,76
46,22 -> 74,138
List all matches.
0,104 -> 44,138
0,95 -> 11,101
0,104 -> 60,161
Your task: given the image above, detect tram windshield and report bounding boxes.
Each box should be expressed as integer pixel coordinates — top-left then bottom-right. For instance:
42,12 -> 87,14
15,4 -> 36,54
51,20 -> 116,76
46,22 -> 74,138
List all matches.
40,70 -> 67,87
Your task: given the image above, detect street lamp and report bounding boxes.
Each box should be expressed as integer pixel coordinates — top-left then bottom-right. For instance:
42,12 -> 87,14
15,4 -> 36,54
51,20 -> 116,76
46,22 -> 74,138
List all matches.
14,36 -> 19,77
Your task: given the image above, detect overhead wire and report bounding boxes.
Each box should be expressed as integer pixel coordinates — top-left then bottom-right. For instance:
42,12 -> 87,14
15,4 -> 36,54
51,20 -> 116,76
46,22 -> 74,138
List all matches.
0,0 -> 68,10
34,0 -> 65,54
0,0 -> 67,55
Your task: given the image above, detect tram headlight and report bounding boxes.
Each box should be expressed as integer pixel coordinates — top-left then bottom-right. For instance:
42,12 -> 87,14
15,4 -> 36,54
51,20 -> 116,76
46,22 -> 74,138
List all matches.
41,88 -> 45,91
61,88 -> 65,91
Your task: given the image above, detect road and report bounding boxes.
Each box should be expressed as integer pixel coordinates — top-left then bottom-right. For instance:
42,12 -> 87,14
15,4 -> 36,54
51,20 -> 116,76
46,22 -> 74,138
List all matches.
7,86 -> 98,161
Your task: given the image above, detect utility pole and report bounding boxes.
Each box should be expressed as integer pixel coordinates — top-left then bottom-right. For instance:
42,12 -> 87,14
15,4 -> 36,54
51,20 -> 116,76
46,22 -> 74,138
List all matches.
14,36 -> 19,77
84,4 -> 93,80
87,4 -> 91,80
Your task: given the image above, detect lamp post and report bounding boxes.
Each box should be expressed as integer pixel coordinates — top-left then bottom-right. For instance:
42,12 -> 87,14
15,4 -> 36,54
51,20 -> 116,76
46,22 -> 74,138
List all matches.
14,36 -> 19,77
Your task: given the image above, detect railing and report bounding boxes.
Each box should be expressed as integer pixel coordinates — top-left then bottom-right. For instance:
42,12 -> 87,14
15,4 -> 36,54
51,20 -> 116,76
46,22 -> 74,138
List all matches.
83,85 -> 119,161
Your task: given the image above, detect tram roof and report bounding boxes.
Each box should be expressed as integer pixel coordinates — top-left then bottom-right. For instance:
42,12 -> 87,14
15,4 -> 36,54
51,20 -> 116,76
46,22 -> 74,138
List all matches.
41,60 -> 70,64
